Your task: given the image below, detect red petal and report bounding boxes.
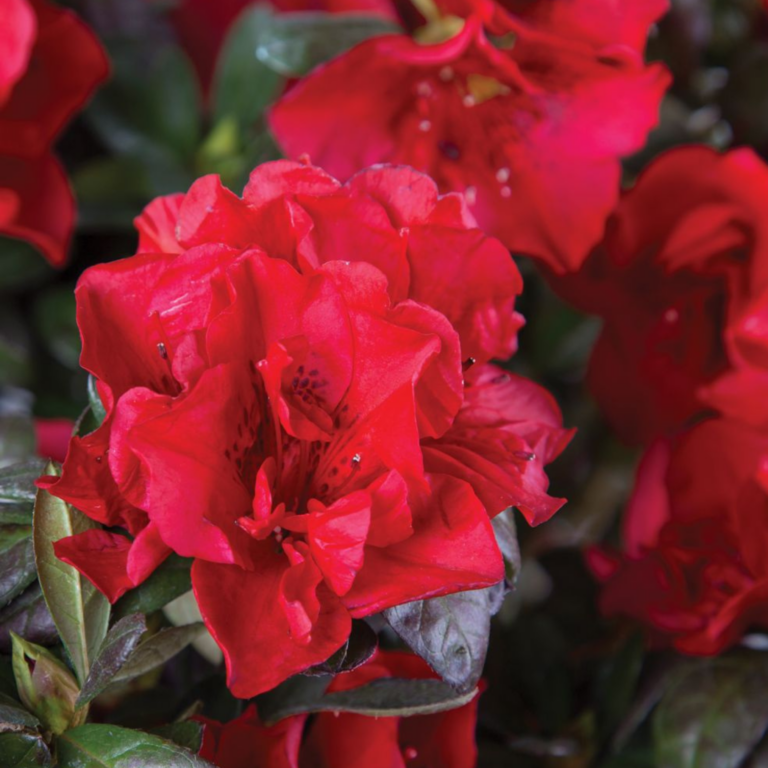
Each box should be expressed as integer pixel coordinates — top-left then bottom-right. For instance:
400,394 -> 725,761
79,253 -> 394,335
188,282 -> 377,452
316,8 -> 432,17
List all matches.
0,153 -> 73,266
343,474 -> 503,616
193,554 -> 351,698
307,492 -> 371,596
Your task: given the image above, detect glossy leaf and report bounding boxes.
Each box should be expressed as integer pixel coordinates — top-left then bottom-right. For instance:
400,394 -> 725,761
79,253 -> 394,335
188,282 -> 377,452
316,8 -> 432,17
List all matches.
77,613 -> 147,707
87,375 -> 107,426
0,527 -> 36,607
32,464 -> 110,685
255,13 -> 401,77
57,724 -> 215,767
654,652 -> 768,768
0,731 -> 52,767
257,671 -> 478,725
113,555 -> 192,620
151,721 -> 205,753
304,619 -> 377,677
0,584 -> 58,654
0,461 -> 45,505
109,623 -> 205,685
212,6 -> 281,129
384,581 -> 507,693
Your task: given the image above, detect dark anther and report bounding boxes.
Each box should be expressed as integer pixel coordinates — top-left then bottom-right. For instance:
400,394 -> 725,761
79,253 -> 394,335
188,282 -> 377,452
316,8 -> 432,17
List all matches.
157,342 -> 168,359
462,357 -> 477,371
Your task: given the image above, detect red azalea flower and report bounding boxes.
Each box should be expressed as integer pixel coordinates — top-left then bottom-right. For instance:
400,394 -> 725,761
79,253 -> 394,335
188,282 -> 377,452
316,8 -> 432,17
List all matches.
551,145 -> 768,445
40,161 -> 570,697
197,651 -> 481,768
588,418 -> 768,655
158,0 -> 398,95
0,0 -> 108,266
269,0 -> 670,272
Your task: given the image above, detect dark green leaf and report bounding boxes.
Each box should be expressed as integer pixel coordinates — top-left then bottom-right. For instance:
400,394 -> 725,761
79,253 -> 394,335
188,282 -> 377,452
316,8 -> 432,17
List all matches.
258,671 -> 477,725
110,623 -> 206,685
150,721 -> 205,753
113,556 -> 193,620
0,527 -> 36,607
0,692 -> 40,730
57,724 -> 215,767
77,614 -> 148,707
33,286 -> 80,370
0,731 -> 52,767
212,6 -> 282,129
0,461 -> 46,504
0,584 -> 57,653
384,582 -> 506,693
33,464 -> 110,685
87,376 -> 107,427
654,652 -> 768,768
255,13 -> 401,77
0,238 -> 51,293
0,415 -> 35,464
87,42 -> 202,164
304,619 -> 377,677
0,504 -> 33,527
596,632 -> 645,742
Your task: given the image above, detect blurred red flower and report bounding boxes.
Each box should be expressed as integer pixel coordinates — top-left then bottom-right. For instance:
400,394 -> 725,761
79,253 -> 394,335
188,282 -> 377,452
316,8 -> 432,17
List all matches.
197,650 -> 481,768
40,161 -> 570,697
0,0 -> 108,266
34,418 -> 74,463
269,0 -> 670,272
588,418 -> 768,655
552,145 -> 768,445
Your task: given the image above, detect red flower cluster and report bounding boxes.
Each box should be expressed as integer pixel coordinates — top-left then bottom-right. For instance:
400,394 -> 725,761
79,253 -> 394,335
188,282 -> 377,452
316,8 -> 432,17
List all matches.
269,0 -> 670,272
197,651 -> 480,768
555,146 -> 768,445
0,0 -> 108,266
568,146 -> 768,652
589,419 -> 768,655
42,161 -> 571,697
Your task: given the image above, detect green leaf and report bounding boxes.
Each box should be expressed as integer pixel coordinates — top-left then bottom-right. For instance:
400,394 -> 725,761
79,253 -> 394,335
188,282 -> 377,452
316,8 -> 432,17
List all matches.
113,556 -> 193,620
304,619 -> 377,677
212,6 -> 282,129
0,731 -> 52,767
87,376 -> 107,427
110,623 -> 206,686
654,652 -> 768,768
0,527 -> 36,607
150,721 -> 205,753
257,672 -> 478,726
0,414 -> 35,463
0,461 -> 46,504
0,584 -> 58,654
383,582 -> 506,693
32,463 -> 110,685
11,633 -> 82,735
0,504 -> 33,527
87,42 -> 202,165
255,13 -> 401,77
33,286 -> 80,370
0,238 -> 51,293
57,724 -> 216,767
0,692 -> 41,731
77,614 -> 147,707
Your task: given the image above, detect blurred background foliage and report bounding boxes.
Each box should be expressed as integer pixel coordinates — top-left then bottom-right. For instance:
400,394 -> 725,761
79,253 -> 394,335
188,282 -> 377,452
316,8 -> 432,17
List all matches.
2,0 -> 768,765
